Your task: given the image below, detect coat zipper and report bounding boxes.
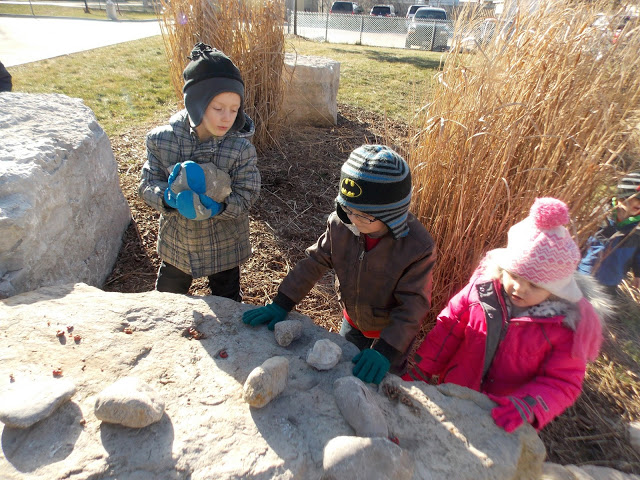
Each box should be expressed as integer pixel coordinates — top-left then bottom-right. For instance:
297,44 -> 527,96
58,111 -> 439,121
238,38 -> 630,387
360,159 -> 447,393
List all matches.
354,238 -> 365,323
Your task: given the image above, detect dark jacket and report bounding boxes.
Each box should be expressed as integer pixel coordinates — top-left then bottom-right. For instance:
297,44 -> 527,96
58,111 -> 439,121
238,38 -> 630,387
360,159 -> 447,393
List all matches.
275,211 -> 436,357
139,109 -> 260,277
578,214 -> 640,286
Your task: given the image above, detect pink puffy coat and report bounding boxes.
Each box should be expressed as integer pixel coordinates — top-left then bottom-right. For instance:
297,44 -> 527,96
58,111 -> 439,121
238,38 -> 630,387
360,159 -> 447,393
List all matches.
406,272 -> 602,431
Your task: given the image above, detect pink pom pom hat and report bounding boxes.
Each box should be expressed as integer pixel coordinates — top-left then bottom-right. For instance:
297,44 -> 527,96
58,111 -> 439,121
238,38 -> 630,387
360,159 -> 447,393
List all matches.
489,197 -> 583,302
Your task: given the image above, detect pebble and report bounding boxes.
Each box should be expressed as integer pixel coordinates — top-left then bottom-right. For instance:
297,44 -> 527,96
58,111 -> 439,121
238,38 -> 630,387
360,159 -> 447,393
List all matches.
323,435 -> 414,480
243,356 -> 289,408
0,378 -> 76,428
306,339 -> 341,370
274,320 -> 303,347
333,376 -> 388,438
94,376 -> 165,428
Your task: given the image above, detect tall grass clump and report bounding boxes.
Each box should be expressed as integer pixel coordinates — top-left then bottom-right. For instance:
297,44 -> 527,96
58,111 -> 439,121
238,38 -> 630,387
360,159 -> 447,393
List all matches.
156,0 -> 285,149
408,2 -> 640,321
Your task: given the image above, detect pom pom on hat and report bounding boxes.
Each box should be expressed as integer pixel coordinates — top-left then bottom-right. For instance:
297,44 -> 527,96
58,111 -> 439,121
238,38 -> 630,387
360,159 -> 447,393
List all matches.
490,197 -> 583,302
530,197 -> 570,230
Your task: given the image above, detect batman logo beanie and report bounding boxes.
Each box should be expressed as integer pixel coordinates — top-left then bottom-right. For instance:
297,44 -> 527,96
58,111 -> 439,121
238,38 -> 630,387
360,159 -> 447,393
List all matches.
336,144 -> 412,239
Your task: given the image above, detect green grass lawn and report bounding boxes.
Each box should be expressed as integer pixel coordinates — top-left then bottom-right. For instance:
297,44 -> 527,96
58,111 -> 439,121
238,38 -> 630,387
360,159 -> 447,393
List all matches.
7,34 -> 443,136
0,3 -> 157,19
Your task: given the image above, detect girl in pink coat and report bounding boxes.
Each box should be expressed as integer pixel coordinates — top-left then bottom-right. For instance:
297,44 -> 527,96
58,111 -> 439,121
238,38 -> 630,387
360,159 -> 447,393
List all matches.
404,198 -> 608,433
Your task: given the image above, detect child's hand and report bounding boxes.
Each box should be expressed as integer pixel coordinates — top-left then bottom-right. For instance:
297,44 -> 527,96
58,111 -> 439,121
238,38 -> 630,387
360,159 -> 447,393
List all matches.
164,163 -> 182,208
242,303 -> 288,330
352,349 -> 390,384
175,191 -> 222,220
488,394 -> 535,433
170,161 -> 208,194
633,277 -> 640,289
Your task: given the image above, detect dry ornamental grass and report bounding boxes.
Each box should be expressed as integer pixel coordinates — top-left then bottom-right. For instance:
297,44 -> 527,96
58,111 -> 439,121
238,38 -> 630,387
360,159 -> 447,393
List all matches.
106,0 -> 640,472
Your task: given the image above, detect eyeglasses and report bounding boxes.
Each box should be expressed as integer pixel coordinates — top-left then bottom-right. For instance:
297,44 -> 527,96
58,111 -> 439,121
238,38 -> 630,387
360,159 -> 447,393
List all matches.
341,205 -> 378,223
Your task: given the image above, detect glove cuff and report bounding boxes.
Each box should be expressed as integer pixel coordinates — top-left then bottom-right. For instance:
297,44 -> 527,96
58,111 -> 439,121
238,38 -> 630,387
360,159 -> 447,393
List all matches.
372,338 -> 400,363
273,291 -> 296,312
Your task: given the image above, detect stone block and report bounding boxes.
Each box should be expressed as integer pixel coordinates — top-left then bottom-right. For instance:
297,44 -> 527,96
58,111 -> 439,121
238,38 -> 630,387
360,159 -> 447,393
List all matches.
0,93 -> 131,298
282,53 -> 339,127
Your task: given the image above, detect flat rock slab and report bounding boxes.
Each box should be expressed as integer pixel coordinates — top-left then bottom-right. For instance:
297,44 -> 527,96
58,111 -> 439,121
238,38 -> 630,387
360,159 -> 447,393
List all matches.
0,283 -> 545,480
0,378 -> 76,428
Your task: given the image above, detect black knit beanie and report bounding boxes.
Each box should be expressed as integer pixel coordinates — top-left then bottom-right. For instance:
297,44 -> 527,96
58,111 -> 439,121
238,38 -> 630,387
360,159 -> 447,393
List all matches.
335,144 -> 412,239
182,42 -> 245,131
617,171 -> 640,199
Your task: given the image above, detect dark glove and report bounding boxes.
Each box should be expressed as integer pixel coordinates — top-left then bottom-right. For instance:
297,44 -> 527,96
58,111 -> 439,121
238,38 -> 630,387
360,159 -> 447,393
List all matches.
242,303 -> 288,330
352,349 -> 390,384
175,190 -> 222,220
488,394 -> 535,433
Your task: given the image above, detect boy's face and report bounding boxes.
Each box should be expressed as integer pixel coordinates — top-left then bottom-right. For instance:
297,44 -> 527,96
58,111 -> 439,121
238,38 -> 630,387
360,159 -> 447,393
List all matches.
501,270 -> 552,308
341,205 -> 388,237
196,91 -> 241,140
617,196 -> 640,221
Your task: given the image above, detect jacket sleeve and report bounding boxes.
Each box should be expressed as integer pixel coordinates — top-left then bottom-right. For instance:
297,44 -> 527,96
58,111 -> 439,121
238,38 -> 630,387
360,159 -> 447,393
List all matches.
277,220 -> 334,305
139,129 -> 178,215
377,244 -> 436,358
409,280 -> 475,380
493,335 -> 587,431
217,141 -> 260,220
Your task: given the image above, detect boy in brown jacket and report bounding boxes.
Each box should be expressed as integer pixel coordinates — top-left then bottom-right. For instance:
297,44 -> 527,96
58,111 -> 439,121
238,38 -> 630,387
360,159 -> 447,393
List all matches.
243,145 -> 436,384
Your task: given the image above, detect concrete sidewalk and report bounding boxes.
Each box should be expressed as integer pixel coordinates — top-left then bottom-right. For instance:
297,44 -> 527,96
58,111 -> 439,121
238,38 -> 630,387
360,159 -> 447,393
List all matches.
0,15 -> 161,67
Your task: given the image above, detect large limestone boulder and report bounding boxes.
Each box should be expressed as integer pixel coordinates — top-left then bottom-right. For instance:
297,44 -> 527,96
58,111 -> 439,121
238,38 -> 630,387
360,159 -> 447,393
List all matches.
0,283 -> 547,480
0,92 -> 131,299
282,53 -> 339,127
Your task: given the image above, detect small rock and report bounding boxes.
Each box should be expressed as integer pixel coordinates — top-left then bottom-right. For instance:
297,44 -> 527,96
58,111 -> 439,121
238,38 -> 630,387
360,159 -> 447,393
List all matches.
334,376 -> 388,438
306,339 -> 341,370
0,378 -> 76,428
322,436 -> 414,480
274,320 -> 303,347
243,356 -> 289,408
94,376 -> 165,428
629,421 -> 640,454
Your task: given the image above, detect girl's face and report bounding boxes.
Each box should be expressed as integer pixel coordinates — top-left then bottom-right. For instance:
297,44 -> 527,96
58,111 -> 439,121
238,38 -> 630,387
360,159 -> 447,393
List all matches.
501,270 -> 552,308
196,91 -> 241,140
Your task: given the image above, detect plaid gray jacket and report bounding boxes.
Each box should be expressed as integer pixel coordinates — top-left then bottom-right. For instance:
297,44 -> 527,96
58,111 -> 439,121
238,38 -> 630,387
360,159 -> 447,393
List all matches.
139,109 -> 260,277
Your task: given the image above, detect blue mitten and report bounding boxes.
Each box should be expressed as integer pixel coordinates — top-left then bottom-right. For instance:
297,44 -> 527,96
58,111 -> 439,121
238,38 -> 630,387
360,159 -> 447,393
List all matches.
167,161 -> 208,196
352,349 -> 391,384
242,303 -> 288,330
164,163 -> 182,208
175,190 -> 223,221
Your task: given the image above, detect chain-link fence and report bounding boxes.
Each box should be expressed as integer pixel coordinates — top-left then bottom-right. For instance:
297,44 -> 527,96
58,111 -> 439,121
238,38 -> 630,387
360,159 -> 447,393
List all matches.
287,7 -> 497,51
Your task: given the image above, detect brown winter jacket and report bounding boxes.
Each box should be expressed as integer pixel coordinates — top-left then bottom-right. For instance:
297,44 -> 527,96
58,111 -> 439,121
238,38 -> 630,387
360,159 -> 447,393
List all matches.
277,211 -> 436,355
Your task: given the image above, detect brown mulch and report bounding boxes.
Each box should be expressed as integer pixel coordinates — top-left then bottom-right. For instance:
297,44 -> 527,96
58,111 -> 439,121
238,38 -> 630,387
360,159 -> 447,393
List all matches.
104,104 -> 640,474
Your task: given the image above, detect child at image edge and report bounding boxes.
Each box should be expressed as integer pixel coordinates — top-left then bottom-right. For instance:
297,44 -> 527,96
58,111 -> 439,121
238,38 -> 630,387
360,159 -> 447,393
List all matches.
404,198 -> 608,433
139,43 -> 260,300
243,145 -> 437,385
578,171 -> 640,295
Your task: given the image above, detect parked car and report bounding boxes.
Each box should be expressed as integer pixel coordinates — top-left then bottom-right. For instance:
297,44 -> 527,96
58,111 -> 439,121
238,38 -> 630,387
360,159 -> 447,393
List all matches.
330,1 -> 364,14
370,4 -> 396,16
405,7 -> 452,51
406,4 -> 426,21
